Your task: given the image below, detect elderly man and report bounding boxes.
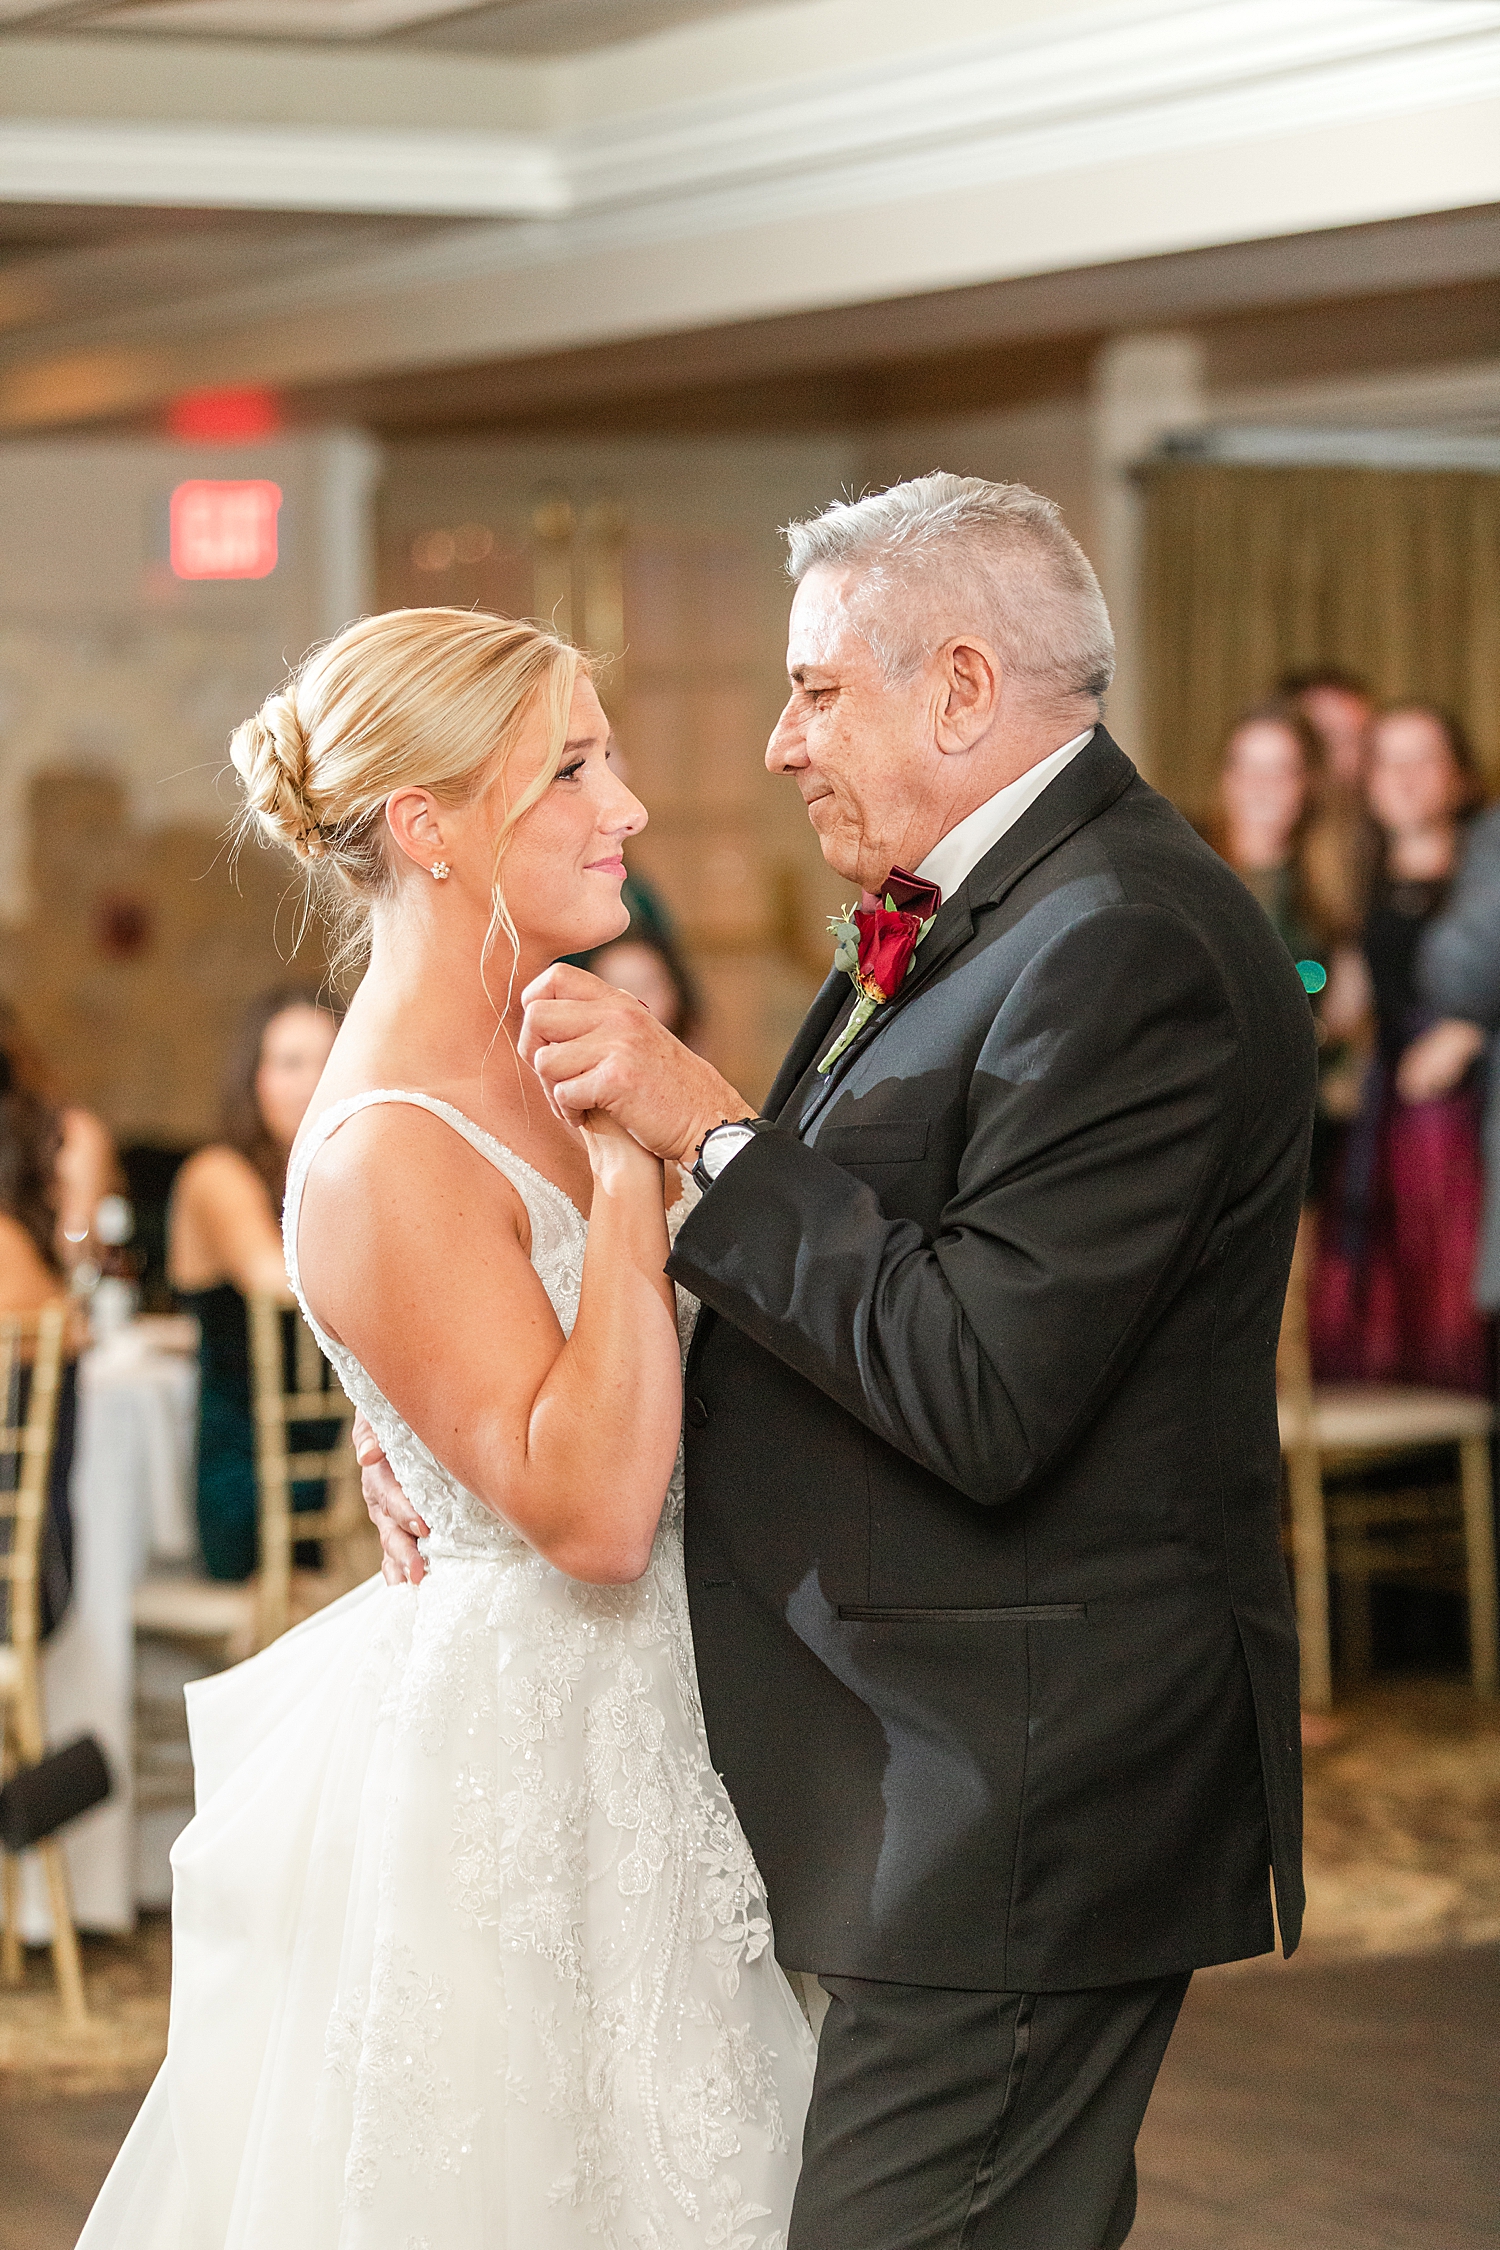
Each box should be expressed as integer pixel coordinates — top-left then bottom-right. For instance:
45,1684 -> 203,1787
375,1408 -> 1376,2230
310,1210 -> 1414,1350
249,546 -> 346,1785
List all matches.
368,474 -> 1314,2248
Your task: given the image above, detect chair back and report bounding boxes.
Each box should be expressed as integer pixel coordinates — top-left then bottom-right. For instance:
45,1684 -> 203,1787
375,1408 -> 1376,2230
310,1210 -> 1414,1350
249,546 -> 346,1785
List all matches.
0,1306 -> 67,1744
1276,1210 -> 1316,1431
247,1294 -> 372,1646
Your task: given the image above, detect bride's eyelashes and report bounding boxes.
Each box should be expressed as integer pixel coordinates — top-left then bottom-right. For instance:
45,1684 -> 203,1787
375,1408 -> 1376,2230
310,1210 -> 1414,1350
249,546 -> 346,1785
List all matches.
554,736 -> 617,787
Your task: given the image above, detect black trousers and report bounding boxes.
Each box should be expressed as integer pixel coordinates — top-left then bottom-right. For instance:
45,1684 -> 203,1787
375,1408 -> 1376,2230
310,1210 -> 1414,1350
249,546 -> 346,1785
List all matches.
788,1970 -> 1191,2250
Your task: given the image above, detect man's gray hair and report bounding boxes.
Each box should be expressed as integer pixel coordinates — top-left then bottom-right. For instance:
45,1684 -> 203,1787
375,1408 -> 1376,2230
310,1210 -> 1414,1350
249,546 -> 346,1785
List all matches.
784,472 -> 1115,706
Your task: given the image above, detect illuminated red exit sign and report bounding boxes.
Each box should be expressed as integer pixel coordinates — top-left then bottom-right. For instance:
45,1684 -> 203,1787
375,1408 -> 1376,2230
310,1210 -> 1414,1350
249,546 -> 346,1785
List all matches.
170,480 -> 282,580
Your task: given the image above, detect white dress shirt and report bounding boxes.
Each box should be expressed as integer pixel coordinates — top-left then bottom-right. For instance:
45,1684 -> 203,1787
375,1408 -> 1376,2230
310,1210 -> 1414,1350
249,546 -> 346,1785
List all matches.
912,728 -> 1094,901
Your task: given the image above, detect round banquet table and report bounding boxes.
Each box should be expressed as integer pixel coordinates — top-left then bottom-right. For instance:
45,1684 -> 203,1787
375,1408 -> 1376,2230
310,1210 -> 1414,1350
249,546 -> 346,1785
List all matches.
11,1323 -> 198,1940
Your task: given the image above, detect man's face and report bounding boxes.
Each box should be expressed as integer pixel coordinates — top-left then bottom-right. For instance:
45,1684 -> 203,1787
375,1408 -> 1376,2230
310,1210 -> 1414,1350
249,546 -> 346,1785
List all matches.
766,567 -> 938,890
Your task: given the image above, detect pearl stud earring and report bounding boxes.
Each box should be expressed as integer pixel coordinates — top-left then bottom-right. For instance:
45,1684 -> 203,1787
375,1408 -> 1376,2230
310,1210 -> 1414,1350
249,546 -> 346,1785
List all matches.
430,860 -> 451,881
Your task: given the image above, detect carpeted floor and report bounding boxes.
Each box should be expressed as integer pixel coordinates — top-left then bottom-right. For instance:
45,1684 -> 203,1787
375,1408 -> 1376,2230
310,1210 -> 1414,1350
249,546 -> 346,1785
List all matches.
1297,1680 -> 1500,1958
0,1918 -> 169,2102
1132,1943 -> 1500,2249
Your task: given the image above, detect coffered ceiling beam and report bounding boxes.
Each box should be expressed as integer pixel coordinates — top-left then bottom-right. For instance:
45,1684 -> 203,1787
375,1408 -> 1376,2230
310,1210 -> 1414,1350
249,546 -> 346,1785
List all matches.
0,118 -> 564,213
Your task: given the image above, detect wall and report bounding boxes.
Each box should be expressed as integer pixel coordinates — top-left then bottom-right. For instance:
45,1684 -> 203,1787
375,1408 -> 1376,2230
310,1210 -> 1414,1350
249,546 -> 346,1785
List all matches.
0,769 -> 328,1146
0,432 -> 372,1139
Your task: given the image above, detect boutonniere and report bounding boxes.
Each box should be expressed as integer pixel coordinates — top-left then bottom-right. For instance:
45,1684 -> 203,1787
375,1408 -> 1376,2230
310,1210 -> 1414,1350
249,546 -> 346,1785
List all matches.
818,866 -> 942,1073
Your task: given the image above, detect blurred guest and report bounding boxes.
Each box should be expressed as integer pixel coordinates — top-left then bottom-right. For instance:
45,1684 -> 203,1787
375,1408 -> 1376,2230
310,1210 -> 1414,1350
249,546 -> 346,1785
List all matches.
1311,706 -> 1489,1392
1416,793 -> 1500,1322
0,1050 -> 77,1636
1208,702 -> 1366,1190
0,1002 -> 120,1269
1280,666 -> 1381,940
1281,666 -> 1376,790
0,1050 -> 66,1317
582,923 -> 703,1046
169,988 -> 339,1581
1208,700 -> 1327,957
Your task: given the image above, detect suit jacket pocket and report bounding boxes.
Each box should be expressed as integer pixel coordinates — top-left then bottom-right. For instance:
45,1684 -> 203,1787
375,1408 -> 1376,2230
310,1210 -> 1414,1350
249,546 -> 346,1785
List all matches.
816,1119 -> 930,1165
837,1602 -> 1088,1622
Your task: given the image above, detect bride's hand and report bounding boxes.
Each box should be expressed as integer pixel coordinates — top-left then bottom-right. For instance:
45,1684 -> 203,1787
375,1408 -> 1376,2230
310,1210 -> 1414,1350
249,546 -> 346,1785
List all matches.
577,1105 -> 663,1195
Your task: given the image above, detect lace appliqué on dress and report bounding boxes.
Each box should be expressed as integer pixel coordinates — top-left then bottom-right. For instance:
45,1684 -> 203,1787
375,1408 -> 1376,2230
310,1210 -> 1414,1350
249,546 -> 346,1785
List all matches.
325,1938 -> 482,2209
282,1098 -> 809,2247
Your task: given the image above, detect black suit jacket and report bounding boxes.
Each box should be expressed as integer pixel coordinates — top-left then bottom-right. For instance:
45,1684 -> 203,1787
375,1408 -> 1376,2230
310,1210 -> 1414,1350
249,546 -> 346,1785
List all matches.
668,732 -> 1314,1992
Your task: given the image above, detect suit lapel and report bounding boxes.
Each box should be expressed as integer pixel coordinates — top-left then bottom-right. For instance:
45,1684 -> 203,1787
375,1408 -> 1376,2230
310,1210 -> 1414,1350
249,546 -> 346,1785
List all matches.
762,970 -> 847,1121
797,731 -> 1139,1108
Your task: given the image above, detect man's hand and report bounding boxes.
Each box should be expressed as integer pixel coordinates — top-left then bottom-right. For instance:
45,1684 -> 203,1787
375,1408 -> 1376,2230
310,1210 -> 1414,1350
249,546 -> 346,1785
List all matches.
1397,1017 -> 1486,1105
353,1409 -> 430,1587
519,964 -> 753,1165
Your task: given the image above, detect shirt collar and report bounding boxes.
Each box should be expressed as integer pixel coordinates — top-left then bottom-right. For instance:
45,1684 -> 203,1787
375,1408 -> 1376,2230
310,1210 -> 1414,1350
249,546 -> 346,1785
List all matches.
914,729 -> 1095,904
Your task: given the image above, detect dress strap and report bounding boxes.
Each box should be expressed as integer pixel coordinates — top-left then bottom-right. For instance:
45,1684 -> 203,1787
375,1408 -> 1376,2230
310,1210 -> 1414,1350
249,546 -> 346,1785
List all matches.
282,1089 -> 582,1305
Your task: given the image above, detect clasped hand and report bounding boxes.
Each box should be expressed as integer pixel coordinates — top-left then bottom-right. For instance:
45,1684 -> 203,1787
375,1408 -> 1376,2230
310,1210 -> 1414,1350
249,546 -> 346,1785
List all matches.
517,963 -> 752,1164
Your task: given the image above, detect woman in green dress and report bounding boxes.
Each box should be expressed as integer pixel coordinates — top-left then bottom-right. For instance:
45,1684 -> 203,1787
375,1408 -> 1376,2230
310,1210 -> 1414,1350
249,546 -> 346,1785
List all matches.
169,989 -> 339,1580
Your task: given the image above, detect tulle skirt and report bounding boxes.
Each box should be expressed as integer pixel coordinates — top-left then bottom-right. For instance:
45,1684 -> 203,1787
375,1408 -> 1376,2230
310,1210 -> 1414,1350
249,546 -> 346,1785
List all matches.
79,1556 -> 812,2249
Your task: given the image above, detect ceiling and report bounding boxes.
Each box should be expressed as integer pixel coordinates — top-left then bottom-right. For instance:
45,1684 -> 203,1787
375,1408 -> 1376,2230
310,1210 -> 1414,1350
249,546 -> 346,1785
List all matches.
0,0 -> 768,54
2,0 -> 1499,436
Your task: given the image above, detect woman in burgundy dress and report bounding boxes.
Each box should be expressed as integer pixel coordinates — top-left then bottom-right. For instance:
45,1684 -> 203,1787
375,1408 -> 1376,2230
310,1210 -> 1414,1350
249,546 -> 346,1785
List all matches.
1311,706 -> 1490,1392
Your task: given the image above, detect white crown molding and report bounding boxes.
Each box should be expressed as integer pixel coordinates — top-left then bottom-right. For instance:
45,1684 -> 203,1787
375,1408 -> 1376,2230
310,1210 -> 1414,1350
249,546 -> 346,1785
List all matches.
1165,424 -> 1500,468
3,0 -> 1499,224
0,118 -> 565,215
566,0 -> 1500,216
79,0 -> 491,32
1213,359 -> 1500,435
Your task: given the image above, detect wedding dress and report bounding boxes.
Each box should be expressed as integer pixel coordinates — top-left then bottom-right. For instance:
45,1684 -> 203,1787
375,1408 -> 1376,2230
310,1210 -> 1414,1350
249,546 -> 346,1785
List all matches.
80,1090 -> 814,2250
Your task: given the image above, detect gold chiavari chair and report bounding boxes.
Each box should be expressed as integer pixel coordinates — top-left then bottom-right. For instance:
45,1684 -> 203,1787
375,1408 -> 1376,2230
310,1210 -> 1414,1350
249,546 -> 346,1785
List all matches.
247,1293 -> 376,1647
0,1305 -> 88,2024
1278,1213 -> 1500,1711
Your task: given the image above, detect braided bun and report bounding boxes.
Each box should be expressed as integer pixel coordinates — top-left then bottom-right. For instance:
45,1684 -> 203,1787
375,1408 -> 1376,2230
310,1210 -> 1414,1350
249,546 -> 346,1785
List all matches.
230,687 -> 328,861
227,610 -> 583,955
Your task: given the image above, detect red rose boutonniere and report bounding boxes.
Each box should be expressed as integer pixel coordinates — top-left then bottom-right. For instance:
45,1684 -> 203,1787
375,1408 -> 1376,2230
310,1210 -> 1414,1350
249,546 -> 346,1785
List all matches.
818,866 -> 942,1073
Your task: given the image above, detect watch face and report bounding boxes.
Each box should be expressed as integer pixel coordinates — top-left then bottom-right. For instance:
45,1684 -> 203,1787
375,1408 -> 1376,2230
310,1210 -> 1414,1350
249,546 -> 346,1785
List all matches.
703,1124 -> 757,1179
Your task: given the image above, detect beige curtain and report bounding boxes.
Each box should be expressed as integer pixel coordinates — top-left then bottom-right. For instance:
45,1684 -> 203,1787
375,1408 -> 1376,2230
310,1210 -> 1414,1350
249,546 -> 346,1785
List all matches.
1139,462 -> 1500,816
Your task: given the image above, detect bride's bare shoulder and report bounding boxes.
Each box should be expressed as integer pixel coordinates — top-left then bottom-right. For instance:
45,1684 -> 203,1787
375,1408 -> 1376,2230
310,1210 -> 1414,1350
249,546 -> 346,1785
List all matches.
295,1097 -> 531,1251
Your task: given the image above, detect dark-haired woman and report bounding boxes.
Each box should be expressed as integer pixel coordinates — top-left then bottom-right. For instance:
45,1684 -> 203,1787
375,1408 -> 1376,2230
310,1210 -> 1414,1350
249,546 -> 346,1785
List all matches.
0,1002 -> 118,1272
168,990 -> 339,1580
1209,700 -> 1328,959
1208,700 -> 1368,1194
0,1052 -> 79,1635
1311,707 -> 1490,1392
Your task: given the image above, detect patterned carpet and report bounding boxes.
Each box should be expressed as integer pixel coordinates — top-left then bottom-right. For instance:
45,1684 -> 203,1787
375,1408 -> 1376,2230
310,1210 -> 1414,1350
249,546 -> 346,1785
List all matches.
0,1678 -> 1497,2101
0,1916 -> 169,2100
1297,1680 -> 1500,1960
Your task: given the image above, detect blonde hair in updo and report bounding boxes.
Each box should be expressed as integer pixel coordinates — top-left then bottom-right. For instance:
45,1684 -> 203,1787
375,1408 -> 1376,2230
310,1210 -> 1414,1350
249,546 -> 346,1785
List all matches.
231,606 -> 582,975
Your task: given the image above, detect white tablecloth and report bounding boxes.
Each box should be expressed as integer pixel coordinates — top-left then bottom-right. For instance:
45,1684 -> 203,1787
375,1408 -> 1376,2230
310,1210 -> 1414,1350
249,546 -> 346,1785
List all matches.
12,1330 -> 198,1938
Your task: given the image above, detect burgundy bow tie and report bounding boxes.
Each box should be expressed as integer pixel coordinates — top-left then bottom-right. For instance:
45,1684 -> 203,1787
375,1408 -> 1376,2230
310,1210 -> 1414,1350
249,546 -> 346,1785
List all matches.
859,866 -> 943,920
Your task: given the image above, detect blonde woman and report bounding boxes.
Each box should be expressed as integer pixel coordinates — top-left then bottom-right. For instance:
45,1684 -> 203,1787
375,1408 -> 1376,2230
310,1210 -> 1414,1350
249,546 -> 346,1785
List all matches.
79,611 -> 812,2250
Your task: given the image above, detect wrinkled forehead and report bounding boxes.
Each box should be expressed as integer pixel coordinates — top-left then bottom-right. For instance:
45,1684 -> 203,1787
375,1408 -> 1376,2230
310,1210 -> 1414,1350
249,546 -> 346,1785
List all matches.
786,564 -> 876,673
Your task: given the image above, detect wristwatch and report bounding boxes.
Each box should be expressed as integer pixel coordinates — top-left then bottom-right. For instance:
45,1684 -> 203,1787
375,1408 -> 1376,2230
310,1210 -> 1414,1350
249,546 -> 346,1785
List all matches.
691,1117 -> 771,1192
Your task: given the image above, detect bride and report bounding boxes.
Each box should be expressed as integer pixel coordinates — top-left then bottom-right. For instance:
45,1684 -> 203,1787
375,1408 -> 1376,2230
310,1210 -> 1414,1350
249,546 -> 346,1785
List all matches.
80,608 -> 814,2249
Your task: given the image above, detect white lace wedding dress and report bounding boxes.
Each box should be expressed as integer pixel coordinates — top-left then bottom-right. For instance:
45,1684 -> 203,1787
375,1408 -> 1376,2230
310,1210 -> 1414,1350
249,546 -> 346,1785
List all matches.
80,1091 -> 814,2250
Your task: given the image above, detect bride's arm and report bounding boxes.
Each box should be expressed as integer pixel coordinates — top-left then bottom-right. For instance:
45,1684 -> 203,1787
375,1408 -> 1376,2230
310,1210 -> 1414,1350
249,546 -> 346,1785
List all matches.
295,1104 -> 680,1584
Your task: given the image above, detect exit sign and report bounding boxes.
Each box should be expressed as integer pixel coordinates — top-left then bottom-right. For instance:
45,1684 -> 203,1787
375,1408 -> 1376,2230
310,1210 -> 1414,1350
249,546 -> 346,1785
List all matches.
170,480 -> 282,580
